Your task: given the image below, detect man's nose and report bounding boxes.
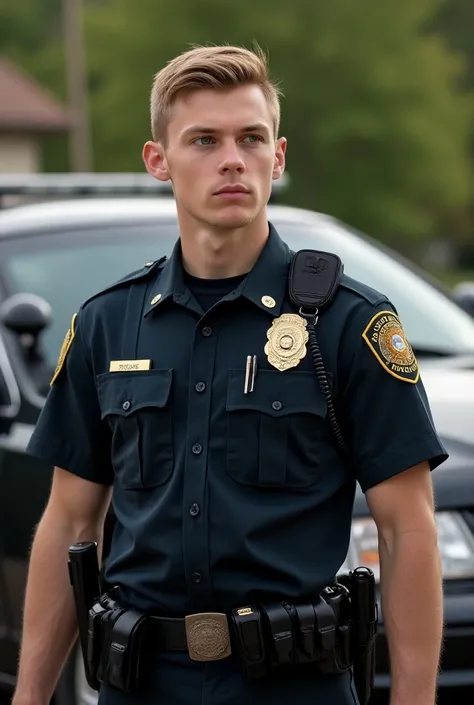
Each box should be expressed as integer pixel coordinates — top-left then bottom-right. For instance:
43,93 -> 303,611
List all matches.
218,142 -> 246,174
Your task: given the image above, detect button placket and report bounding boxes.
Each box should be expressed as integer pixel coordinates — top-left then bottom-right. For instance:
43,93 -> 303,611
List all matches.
182,318 -> 217,610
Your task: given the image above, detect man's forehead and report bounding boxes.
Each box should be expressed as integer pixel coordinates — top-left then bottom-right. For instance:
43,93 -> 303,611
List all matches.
171,85 -> 273,133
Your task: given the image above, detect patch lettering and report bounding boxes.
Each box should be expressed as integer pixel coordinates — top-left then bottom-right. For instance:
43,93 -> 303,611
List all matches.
50,313 -> 77,386
362,310 -> 419,383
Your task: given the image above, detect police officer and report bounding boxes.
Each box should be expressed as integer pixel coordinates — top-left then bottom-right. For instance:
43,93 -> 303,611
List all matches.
13,45 -> 446,705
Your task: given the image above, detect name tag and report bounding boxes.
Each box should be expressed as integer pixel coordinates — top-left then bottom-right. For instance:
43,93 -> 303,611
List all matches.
109,359 -> 151,372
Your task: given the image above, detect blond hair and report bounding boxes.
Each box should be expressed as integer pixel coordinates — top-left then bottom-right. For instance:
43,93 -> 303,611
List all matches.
150,44 -> 282,142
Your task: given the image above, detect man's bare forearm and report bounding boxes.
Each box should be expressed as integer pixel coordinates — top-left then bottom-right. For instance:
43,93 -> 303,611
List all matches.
13,512 -> 102,704
379,526 -> 443,705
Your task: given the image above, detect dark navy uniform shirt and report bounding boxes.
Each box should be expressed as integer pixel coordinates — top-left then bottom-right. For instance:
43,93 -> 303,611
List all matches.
27,224 -> 447,616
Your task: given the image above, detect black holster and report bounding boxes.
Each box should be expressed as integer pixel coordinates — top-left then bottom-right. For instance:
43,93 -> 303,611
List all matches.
347,567 -> 378,705
88,592 -> 147,693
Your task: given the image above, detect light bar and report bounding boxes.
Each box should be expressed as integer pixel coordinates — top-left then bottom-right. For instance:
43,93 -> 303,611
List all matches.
0,172 -> 289,198
0,173 -> 172,197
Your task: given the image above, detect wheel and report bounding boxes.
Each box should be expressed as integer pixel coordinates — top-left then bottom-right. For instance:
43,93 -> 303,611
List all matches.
53,643 -> 98,705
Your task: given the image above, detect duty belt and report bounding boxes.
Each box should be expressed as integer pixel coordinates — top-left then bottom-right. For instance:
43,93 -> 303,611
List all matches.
68,538 -> 377,703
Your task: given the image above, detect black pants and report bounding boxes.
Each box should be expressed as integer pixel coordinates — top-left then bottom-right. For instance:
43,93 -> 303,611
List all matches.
97,652 -> 360,705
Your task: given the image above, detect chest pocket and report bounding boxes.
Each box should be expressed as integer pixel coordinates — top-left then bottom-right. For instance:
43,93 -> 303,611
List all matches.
226,369 -> 329,490
97,369 -> 173,490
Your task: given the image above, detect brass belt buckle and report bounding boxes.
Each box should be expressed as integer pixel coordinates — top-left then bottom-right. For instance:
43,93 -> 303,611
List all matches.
185,612 -> 232,662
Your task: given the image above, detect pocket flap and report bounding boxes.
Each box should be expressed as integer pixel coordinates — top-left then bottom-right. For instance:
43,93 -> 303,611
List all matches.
97,369 -> 172,418
226,369 -> 327,418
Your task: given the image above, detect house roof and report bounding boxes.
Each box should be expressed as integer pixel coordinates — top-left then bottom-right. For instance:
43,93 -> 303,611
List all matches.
0,58 -> 70,133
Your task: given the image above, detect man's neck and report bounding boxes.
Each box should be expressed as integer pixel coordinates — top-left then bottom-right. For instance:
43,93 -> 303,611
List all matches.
178,213 -> 269,279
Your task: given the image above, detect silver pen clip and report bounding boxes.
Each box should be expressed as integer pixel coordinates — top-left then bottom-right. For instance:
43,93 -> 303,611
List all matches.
244,355 -> 258,394
250,355 -> 257,392
244,355 -> 252,394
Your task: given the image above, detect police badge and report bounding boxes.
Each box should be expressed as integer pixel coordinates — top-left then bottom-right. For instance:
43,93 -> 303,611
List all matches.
264,313 -> 309,371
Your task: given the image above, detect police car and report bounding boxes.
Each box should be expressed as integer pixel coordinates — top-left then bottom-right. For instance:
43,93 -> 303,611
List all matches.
0,175 -> 473,705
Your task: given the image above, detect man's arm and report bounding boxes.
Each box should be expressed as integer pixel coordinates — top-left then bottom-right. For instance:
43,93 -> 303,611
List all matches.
12,467 -> 112,705
366,461 -> 443,705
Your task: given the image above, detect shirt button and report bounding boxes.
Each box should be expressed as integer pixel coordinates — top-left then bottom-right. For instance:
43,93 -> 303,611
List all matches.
122,400 -> 131,411
195,382 -> 206,393
189,503 -> 200,517
192,443 -> 203,455
272,400 -> 283,411
191,572 -> 202,584
201,326 -> 212,337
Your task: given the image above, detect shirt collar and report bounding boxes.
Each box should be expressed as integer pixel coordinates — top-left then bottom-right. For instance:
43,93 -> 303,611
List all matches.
143,238 -> 190,316
143,222 -> 291,318
238,222 -> 291,317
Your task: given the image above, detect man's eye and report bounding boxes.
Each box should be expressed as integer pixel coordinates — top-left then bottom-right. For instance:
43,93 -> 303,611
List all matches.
243,135 -> 262,143
195,136 -> 214,146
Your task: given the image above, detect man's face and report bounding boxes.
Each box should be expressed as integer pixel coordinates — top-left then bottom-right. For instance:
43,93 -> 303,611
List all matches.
143,84 -> 286,230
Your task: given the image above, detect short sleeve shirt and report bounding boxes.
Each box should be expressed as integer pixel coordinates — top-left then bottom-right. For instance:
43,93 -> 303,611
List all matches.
27,224 -> 448,615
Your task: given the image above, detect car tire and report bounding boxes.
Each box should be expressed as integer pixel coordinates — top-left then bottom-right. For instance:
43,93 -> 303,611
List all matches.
53,643 -> 98,705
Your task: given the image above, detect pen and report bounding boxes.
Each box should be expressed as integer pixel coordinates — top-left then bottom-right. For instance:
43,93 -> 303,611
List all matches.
244,355 -> 252,394
250,355 -> 257,392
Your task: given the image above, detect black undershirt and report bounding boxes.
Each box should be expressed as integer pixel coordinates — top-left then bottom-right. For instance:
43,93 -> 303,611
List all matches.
184,271 -> 248,312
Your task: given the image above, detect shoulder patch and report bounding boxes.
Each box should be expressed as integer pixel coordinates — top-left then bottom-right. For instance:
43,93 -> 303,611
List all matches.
362,310 -> 419,383
81,256 -> 167,310
50,313 -> 77,387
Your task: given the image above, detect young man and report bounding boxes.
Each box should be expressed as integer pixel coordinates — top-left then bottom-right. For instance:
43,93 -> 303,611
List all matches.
13,45 -> 445,705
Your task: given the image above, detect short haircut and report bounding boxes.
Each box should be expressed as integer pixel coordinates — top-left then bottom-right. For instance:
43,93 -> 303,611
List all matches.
150,44 -> 282,142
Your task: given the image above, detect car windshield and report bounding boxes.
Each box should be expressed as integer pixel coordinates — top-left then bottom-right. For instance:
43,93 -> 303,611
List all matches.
2,214 -> 474,368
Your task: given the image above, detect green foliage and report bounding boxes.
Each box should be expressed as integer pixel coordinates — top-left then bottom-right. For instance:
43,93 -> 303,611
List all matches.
1,0 -> 473,246
430,0 -> 474,91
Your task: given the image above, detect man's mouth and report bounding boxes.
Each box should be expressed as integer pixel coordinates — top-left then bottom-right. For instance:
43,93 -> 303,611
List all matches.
214,184 -> 250,196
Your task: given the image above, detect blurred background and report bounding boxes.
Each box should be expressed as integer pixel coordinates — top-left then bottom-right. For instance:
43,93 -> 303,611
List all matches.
2,5 -> 474,704
0,0 -> 473,284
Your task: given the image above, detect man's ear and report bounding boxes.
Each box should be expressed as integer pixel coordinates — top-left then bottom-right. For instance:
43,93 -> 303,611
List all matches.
142,141 -> 170,182
272,136 -> 287,181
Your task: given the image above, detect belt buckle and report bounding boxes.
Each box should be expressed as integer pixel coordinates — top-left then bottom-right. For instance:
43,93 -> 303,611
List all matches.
185,612 -> 232,662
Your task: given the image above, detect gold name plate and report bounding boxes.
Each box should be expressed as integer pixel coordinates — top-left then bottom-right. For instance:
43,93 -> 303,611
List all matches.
109,359 -> 151,372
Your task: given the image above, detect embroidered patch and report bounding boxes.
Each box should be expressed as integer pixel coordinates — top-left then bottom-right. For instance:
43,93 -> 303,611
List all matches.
362,310 -> 419,383
50,313 -> 77,386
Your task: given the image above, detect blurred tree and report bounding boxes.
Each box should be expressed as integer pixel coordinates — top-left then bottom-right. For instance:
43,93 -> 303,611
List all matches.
84,0 -> 472,246
430,0 -> 474,250
1,0 -> 472,248
431,0 -> 474,91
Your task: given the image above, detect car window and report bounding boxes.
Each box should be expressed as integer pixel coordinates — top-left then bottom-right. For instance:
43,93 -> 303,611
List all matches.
2,216 -> 474,371
278,217 -> 474,355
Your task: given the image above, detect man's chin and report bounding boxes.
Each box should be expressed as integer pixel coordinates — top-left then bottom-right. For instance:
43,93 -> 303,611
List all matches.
210,209 -> 256,230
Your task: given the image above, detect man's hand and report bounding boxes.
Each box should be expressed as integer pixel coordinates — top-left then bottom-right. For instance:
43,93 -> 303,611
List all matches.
366,461 -> 443,705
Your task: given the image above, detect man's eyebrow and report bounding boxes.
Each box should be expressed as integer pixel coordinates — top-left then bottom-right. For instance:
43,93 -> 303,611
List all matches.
182,123 -> 271,137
